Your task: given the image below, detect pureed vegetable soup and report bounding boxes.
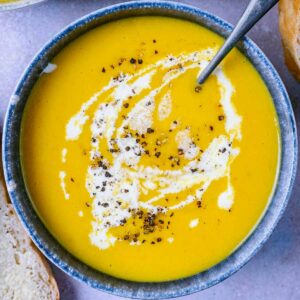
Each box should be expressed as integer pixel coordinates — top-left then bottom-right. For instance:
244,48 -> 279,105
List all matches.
21,16 -> 280,282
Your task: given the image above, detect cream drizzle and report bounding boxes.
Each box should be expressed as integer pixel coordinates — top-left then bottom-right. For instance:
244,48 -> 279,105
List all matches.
175,129 -> 199,160
43,63 -> 57,74
61,49 -> 242,249
59,171 -> 69,200
167,237 -> 174,243
189,218 -> 199,228
61,148 -> 67,163
158,91 -> 172,120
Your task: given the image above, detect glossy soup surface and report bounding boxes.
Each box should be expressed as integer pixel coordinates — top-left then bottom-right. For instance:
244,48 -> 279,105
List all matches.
21,16 -> 280,282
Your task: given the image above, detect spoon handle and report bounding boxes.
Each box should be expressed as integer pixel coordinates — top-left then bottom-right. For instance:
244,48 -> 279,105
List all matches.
197,0 -> 278,84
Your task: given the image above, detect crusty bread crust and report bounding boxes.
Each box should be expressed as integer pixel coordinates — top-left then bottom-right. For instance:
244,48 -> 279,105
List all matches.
28,241 -> 60,300
0,163 -> 59,300
279,0 -> 300,81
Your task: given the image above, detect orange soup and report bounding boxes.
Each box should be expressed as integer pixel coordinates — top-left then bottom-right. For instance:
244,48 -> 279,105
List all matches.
21,16 -> 279,282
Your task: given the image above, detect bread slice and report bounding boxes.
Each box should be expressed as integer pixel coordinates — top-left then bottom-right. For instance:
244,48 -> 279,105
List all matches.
279,0 -> 300,81
0,175 -> 59,300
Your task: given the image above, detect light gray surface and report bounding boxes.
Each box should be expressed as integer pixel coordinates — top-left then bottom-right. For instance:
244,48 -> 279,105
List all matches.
0,0 -> 299,299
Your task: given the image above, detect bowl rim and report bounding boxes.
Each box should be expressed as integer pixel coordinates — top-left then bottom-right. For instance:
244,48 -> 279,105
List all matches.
2,1 -> 298,299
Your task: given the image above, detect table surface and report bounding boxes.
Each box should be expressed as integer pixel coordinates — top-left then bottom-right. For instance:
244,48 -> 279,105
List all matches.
0,0 -> 299,299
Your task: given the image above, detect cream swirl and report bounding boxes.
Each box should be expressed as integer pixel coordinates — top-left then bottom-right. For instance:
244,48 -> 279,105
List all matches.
61,49 -> 242,249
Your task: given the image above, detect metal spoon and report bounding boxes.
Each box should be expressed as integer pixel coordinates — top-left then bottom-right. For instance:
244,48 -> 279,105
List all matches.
197,0 -> 278,84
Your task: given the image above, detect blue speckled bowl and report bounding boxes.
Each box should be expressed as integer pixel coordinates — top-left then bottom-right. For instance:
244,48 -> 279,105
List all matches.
2,1 -> 298,299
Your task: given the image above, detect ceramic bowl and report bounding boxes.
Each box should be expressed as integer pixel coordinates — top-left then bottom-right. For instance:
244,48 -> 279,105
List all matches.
0,0 -> 45,11
2,1 -> 298,299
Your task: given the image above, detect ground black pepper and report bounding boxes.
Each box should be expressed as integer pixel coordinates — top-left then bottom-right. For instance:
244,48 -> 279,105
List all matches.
195,85 -> 202,93
147,128 -> 155,134
155,152 -> 161,158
